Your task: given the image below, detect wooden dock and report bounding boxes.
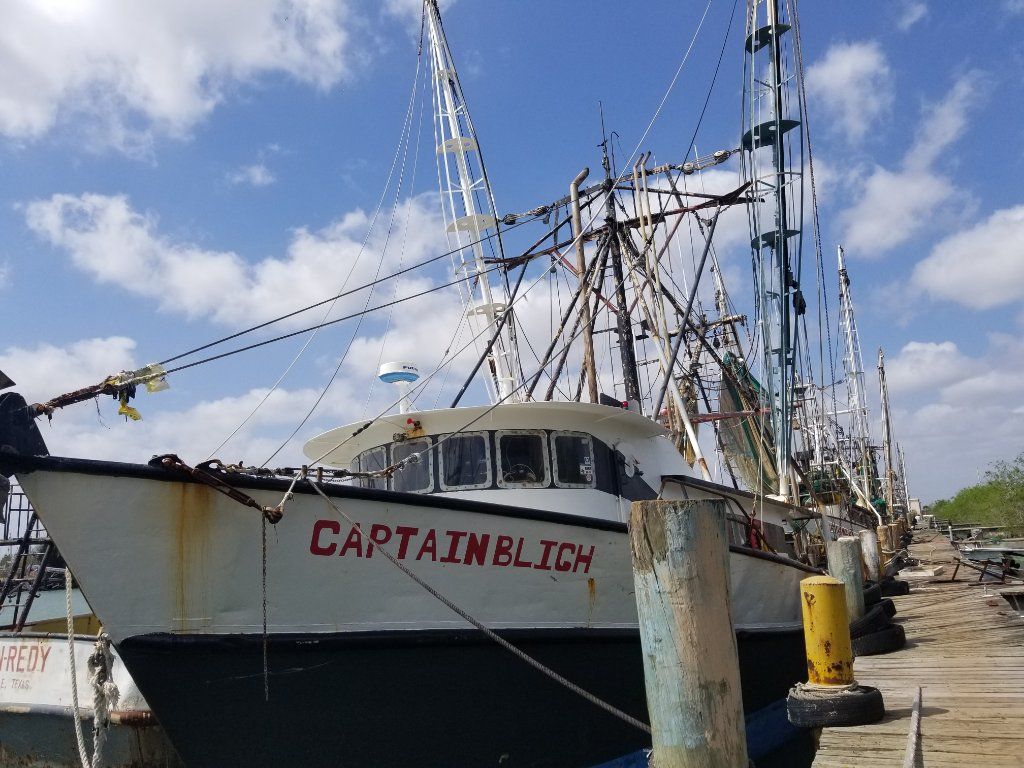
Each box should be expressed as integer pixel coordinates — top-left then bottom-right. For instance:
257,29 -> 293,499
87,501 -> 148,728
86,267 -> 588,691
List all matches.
811,532 -> 1024,768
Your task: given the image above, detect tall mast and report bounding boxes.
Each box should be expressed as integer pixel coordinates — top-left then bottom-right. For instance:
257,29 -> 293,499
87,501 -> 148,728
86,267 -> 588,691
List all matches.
878,348 -> 896,521
837,245 -> 872,501
601,139 -> 642,410
424,0 -> 520,402
898,443 -> 911,512
742,0 -> 804,501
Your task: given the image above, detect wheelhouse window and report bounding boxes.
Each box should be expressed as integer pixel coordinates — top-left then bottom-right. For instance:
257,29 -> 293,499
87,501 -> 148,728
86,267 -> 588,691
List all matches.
390,438 -> 432,493
551,432 -> 595,488
351,445 -> 388,490
440,432 -> 491,490
497,430 -> 548,488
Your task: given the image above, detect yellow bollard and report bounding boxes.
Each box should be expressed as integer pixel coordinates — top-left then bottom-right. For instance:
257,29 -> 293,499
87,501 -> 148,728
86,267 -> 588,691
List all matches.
799,575 -> 854,686
788,575 -> 886,728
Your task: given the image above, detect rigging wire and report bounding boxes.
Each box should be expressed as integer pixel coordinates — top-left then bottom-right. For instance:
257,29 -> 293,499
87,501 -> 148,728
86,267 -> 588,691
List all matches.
162,263 -> 517,378
156,214 -> 540,370
207,44 -> 427,460
262,50 -> 429,466
361,68 -> 429,417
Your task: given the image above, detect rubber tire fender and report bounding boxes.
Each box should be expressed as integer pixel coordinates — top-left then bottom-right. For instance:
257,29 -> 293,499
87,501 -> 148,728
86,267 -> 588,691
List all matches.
863,582 -> 882,607
850,603 -> 889,639
881,579 -> 910,597
787,684 -> 885,728
852,623 -> 906,657
880,597 -> 897,618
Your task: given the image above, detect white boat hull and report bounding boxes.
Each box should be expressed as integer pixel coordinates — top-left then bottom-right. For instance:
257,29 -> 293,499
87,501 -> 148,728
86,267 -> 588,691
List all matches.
8,455 -> 819,767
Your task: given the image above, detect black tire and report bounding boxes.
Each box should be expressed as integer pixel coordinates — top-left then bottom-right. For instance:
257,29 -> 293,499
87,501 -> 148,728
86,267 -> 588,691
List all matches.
881,579 -> 910,597
852,623 -> 906,656
850,603 -> 889,639
863,582 -> 882,607
880,598 -> 897,618
787,684 -> 885,728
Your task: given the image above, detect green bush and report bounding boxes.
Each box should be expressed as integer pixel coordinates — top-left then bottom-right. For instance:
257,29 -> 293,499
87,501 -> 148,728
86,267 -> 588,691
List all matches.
932,452 -> 1024,536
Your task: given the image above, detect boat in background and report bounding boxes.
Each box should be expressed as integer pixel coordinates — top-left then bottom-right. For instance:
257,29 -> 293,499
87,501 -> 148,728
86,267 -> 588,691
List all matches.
0,485 -> 182,768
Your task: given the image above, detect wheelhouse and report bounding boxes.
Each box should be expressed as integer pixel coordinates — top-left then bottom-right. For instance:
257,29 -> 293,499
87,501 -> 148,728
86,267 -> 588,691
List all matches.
349,428 -> 615,496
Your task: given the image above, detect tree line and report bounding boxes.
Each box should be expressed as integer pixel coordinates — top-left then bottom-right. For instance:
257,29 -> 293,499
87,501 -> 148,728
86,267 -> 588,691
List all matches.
931,452 -> 1024,535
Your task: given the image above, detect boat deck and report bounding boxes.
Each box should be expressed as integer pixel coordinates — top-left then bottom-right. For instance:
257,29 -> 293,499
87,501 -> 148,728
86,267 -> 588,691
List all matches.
811,532 -> 1024,768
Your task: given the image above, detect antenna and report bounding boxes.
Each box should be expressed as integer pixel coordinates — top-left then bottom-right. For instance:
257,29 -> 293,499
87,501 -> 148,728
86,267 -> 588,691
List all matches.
378,362 -> 421,414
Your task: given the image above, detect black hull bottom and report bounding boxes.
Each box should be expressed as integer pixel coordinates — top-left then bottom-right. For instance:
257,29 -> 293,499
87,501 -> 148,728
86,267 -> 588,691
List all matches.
118,627 -> 806,768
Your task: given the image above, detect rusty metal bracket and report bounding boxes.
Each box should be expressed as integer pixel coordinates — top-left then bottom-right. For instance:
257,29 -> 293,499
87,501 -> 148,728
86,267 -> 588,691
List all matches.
150,454 -> 284,523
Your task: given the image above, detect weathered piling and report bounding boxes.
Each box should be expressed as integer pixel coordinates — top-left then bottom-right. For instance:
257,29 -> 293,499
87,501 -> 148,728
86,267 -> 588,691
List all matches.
878,524 -> 894,554
827,536 -> 865,622
858,529 -> 881,582
630,499 -> 747,768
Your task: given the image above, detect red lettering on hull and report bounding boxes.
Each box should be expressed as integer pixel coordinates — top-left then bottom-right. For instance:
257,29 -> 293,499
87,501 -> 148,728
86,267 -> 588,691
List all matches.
307,519 -> 598,574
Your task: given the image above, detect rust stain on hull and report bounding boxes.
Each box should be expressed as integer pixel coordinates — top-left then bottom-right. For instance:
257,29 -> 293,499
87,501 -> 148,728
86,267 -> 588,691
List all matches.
586,577 -> 596,627
173,483 -> 214,632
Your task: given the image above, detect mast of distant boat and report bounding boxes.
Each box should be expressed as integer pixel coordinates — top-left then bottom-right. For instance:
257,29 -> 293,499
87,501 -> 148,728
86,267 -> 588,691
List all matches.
878,348 -> 897,521
837,244 -> 874,503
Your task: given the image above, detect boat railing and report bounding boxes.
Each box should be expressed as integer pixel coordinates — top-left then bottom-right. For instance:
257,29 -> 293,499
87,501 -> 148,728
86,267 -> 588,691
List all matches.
1,482 -> 68,632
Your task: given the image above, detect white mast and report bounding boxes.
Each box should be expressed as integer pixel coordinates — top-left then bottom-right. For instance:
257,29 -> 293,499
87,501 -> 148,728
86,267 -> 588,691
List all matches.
878,348 -> 896,521
424,0 -> 519,402
742,0 -> 804,502
837,245 -> 873,501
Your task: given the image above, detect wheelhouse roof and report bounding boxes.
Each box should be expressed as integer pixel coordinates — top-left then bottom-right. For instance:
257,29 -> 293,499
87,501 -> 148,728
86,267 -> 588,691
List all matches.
303,401 -> 668,468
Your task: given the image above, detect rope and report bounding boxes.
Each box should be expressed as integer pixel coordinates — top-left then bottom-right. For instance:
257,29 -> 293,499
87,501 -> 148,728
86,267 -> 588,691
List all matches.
261,513 -> 270,701
65,570 -> 90,768
86,636 -> 120,768
306,478 -> 651,734
64,569 -> 120,768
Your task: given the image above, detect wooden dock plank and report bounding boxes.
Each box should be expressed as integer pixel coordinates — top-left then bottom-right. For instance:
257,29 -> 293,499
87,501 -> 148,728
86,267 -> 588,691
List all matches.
810,532 -> 1024,768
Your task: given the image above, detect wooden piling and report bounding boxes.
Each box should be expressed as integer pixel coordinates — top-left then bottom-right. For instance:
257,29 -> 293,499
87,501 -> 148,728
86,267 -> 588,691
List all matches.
858,529 -> 881,582
878,524 -> 893,554
827,536 -> 866,622
889,523 -> 902,552
630,499 -> 748,768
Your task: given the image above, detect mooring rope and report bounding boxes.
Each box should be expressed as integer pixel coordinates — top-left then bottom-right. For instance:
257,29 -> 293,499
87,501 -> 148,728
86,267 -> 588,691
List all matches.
64,570 -> 120,768
306,478 -> 651,734
65,570 -> 91,768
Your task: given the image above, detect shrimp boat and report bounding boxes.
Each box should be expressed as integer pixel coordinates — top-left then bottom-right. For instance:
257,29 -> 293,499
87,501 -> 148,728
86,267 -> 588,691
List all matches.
1,1 -> 871,765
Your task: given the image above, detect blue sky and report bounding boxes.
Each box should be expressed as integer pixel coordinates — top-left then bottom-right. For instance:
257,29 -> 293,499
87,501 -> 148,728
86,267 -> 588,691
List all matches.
2,0 -> 1023,501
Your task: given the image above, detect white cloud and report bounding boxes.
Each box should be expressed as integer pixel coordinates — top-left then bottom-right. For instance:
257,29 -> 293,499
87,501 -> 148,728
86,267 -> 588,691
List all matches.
0,336 -> 138,404
806,41 -> 893,144
897,1 -> 928,31
24,191 -> 449,328
885,341 -> 973,394
0,0 -> 353,152
229,163 -> 276,187
912,205 -> 1024,309
0,334 -> 373,464
839,71 -> 984,256
384,0 -> 454,25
